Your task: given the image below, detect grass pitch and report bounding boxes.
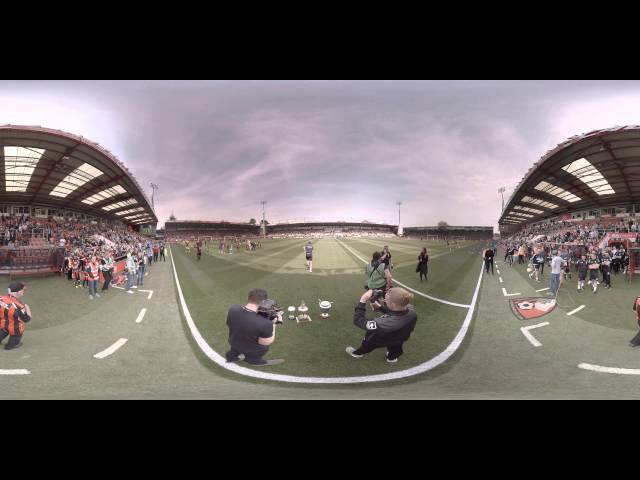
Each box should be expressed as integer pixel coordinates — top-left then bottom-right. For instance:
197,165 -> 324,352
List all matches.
171,237 -> 484,377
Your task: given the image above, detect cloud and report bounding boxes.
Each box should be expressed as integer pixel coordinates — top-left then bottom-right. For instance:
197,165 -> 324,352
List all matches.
2,81 -> 640,229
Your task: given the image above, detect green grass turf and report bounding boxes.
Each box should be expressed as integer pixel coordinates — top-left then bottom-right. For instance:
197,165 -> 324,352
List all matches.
171,237 -> 484,377
503,252 -> 638,332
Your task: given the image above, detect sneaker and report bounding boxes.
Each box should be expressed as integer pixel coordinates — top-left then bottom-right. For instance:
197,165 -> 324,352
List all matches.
386,353 -> 398,363
132,286 -> 138,289
89,295 -> 94,300
95,293 -> 101,298
253,358 -> 285,366
126,290 -> 134,294
346,346 -> 364,358
226,354 -> 246,363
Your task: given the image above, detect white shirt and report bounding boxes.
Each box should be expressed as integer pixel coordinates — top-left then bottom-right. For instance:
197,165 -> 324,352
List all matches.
551,256 -> 565,275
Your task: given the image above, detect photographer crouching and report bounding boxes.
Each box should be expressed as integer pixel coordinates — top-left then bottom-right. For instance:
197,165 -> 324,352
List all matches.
225,288 -> 285,366
346,287 -> 417,363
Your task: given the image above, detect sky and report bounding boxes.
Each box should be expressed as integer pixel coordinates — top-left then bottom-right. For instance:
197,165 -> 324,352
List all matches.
1,80 -> 640,229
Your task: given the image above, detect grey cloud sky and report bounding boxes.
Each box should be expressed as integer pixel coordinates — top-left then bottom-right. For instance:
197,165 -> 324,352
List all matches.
1,80 -> 640,228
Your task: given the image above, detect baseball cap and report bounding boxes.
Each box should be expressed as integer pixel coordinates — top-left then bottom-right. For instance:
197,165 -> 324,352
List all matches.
8,282 -> 25,293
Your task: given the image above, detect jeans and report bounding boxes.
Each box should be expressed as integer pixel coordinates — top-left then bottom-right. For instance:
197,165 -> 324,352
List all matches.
89,279 -> 98,296
126,271 -> 134,290
137,265 -> 145,286
550,273 -> 560,294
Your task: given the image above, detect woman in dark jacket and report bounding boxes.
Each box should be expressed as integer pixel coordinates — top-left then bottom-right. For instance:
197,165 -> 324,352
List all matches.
417,248 -> 429,282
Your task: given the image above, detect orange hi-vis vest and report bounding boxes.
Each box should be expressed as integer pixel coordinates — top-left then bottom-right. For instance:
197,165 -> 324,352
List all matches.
0,295 -> 27,336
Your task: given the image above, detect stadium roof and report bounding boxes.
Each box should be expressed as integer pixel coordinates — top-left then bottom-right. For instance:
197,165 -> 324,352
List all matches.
500,126 -> 640,227
0,125 -> 157,225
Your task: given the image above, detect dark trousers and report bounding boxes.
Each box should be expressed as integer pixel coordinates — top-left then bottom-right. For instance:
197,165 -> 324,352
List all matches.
226,346 -> 269,365
485,258 -> 494,274
518,255 -> 524,264
419,265 -> 428,281
631,330 -> 640,346
602,269 -> 611,286
0,329 -> 22,350
102,270 -> 112,290
160,252 -> 166,262
353,339 -> 404,360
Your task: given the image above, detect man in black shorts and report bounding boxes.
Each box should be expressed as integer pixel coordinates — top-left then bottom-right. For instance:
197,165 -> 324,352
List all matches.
576,254 -> 588,292
304,241 -> 313,273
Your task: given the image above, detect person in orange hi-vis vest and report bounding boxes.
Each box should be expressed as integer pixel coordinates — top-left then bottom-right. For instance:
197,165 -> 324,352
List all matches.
0,282 -> 32,351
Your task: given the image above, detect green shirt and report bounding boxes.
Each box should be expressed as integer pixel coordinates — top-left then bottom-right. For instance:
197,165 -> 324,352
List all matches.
366,262 -> 387,289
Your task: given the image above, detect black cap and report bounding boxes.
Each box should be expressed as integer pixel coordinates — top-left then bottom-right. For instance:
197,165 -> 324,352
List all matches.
8,282 -> 24,293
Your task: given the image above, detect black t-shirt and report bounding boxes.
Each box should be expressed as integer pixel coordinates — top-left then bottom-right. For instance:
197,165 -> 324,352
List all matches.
484,249 -> 494,260
226,305 -> 273,354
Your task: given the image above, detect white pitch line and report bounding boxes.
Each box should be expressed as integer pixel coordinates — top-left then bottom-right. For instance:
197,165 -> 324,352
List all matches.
135,308 -> 147,324
170,244 -> 485,384
502,287 -> 521,297
93,338 -> 128,359
139,289 -> 154,299
0,369 -> 30,375
112,285 -> 125,290
338,239 -> 470,308
499,276 -> 504,283
520,322 -> 550,347
567,305 -> 585,316
578,363 -> 640,375
496,269 -> 501,275
536,287 -> 550,292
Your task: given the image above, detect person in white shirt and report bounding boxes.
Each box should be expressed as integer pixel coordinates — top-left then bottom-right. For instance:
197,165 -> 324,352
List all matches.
548,250 -> 566,296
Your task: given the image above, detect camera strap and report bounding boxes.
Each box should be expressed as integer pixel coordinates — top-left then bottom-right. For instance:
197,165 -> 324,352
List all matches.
369,262 -> 383,278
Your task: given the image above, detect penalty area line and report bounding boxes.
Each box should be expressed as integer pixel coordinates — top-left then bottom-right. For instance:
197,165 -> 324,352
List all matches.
0,369 -> 30,375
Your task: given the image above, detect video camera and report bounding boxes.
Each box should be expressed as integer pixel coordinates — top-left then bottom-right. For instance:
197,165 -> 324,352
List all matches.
371,288 -> 386,303
257,299 -> 284,324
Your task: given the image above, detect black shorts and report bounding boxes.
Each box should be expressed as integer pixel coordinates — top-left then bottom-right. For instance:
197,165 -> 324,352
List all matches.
578,272 -> 587,281
589,270 -> 599,281
306,255 -> 312,261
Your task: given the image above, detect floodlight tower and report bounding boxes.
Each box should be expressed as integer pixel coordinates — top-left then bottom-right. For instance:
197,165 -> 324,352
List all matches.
498,187 -> 506,213
150,182 -> 159,210
396,201 -> 403,236
261,200 -> 267,237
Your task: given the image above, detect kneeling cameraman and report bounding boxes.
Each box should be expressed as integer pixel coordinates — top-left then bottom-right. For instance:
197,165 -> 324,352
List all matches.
346,287 -> 417,363
225,288 -> 284,366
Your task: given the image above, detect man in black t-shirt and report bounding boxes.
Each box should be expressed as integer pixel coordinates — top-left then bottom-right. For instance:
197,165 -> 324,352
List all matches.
483,247 -> 494,274
381,246 -> 392,270
225,288 -> 284,366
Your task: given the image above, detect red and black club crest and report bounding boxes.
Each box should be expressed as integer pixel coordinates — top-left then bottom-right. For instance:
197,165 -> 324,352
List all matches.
509,297 -> 556,320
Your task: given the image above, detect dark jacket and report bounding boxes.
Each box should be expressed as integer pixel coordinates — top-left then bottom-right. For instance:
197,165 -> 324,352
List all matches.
353,302 -> 417,346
